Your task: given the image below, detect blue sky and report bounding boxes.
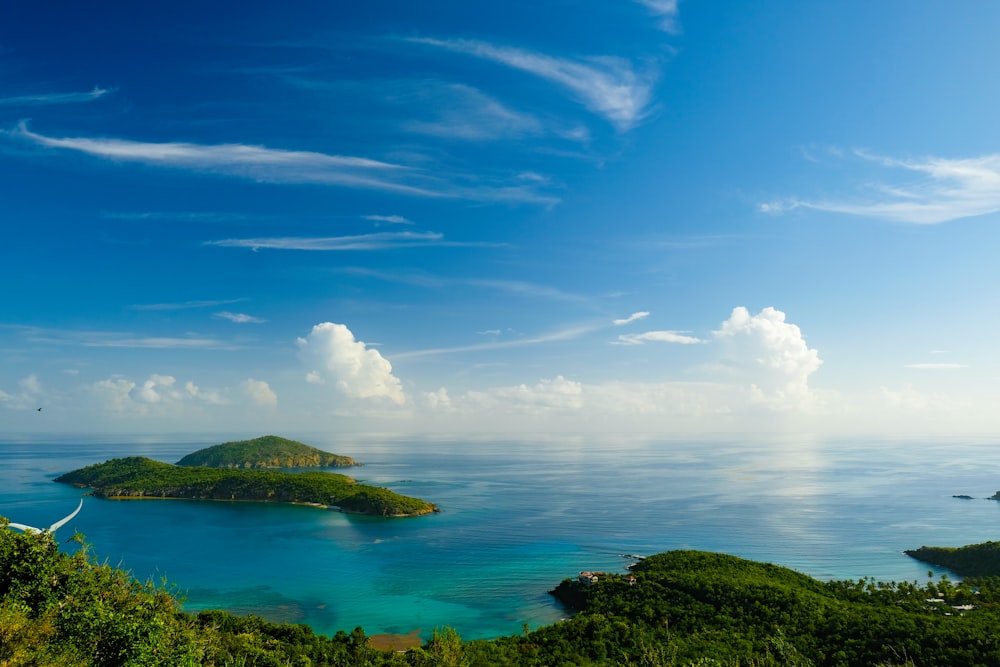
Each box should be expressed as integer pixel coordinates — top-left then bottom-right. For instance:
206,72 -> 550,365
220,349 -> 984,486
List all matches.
4,1 -> 1000,436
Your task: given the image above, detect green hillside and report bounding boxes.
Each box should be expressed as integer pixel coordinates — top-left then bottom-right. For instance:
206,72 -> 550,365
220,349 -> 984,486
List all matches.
176,435 -> 357,469
55,456 -> 436,517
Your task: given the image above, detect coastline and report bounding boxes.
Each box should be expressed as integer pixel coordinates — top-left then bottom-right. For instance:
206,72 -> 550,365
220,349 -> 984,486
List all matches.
96,494 -> 437,517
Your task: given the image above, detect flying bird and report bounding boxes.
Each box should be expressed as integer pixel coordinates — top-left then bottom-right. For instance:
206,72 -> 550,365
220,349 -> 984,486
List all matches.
7,498 -> 83,535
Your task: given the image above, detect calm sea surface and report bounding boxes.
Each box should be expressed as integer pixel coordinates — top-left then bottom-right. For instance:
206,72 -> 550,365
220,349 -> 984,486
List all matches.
2,433 -> 1000,642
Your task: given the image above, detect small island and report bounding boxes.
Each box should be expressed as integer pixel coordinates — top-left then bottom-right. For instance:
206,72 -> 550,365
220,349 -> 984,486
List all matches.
56,456 -> 437,518
176,435 -> 358,469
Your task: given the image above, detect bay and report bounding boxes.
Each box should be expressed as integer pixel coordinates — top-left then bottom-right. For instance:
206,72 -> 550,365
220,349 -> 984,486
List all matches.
2,433 -> 1000,643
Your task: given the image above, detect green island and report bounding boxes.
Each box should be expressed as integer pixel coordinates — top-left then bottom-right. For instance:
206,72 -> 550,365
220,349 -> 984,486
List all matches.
8,534 -> 1000,666
54,456 -> 436,518
176,435 -> 358,469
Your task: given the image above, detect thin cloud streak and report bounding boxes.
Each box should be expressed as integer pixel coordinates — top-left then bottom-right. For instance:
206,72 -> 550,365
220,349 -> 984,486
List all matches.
364,214 -> 413,224
469,279 -> 588,302
205,231 -> 503,251
132,298 -> 246,311
0,86 -> 112,106
83,337 -> 231,349
763,150 -> 1000,224
11,122 -> 442,197
337,267 -> 447,288
614,330 -> 702,345
613,311 -> 650,326
12,122 -> 558,205
6,324 -> 240,350
408,37 -> 655,131
215,311 -> 266,324
905,363 -> 967,369
394,322 -> 604,359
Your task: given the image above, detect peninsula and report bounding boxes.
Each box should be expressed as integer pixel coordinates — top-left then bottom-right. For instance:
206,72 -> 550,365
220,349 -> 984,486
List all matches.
176,435 -> 358,469
905,541 -> 1000,577
55,456 -> 437,517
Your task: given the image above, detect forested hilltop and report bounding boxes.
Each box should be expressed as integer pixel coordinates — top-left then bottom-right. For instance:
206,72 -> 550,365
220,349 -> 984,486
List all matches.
176,435 -> 357,469
55,457 -> 436,517
6,529 -> 1000,666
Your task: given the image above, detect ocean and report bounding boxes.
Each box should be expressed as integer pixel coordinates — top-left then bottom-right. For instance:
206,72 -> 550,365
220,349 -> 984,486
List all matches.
2,433 -> 999,643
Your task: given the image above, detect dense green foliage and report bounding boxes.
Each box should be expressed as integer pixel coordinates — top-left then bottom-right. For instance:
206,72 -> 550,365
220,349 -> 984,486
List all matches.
176,435 -> 357,469
8,534 -> 1000,666
55,457 -> 436,517
906,541 -> 1000,577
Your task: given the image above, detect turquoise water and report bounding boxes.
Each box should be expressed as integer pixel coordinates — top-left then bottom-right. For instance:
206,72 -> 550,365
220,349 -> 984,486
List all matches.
3,433 -> 1000,642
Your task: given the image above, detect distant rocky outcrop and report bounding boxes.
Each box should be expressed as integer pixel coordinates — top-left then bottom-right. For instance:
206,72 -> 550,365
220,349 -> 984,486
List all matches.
176,435 -> 357,469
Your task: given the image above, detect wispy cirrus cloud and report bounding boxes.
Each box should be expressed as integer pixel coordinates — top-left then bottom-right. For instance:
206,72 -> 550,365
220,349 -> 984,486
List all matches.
614,330 -> 702,345
132,298 -> 245,311
403,83 -> 544,141
83,337 -> 230,349
0,86 -> 112,106
408,37 -> 655,131
394,322 -> 603,359
102,210 -> 250,223
8,324 -> 239,350
761,150 -> 1000,224
11,122 -> 559,205
10,121 -> 439,197
635,0 -> 682,33
337,266 -> 447,288
205,231 -> 501,251
468,279 -> 588,302
338,270 -> 583,299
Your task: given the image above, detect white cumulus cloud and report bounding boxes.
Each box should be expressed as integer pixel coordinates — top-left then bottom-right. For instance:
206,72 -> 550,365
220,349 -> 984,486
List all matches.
91,373 -> 227,414
713,306 -> 822,404
138,374 -> 179,404
297,323 -> 405,405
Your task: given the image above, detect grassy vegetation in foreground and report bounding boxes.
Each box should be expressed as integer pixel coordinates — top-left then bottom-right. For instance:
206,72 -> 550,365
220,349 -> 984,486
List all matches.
6,525 -> 1000,666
